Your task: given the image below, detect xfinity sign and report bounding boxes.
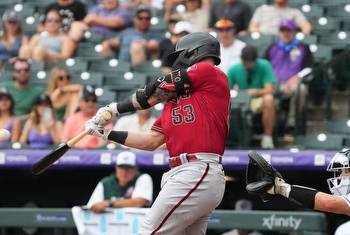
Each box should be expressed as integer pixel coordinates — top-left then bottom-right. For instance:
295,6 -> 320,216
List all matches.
262,214 -> 302,230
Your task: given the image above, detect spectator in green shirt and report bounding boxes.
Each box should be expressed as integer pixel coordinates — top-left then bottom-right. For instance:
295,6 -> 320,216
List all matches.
227,45 -> 277,149
0,59 -> 43,117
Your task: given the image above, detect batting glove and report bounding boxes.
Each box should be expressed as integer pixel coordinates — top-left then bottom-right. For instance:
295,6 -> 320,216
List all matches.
267,177 -> 291,198
93,102 -> 119,126
85,119 -> 111,140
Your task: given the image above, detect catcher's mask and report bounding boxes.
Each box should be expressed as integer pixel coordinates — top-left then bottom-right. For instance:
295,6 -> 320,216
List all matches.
167,32 -> 221,69
327,149 -> 350,196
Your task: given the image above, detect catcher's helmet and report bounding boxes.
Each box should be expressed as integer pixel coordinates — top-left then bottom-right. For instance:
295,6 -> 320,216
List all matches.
167,32 -> 221,68
327,149 -> 350,196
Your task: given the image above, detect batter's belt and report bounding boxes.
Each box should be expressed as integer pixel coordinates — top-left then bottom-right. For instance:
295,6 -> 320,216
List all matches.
169,153 -> 222,168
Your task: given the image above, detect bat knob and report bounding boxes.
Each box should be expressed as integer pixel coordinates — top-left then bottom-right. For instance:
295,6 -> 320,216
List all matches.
102,111 -> 112,121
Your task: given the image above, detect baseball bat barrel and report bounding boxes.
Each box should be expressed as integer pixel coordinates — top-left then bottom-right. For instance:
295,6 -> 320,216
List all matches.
31,111 -> 112,175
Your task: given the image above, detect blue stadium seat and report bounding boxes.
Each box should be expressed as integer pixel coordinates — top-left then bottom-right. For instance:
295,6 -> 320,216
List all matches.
319,31 -> 350,49
300,4 -> 324,18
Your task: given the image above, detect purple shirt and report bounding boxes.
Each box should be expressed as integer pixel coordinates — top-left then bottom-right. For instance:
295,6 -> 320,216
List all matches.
28,128 -> 54,149
266,41 -> 312,83
89,6 -> 132,34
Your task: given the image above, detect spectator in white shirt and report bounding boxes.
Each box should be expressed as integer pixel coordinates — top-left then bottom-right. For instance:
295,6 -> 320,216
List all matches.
215,19 -> 246,74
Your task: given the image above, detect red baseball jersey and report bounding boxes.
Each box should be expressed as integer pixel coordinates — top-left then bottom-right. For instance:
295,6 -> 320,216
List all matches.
151,62 -> 230,157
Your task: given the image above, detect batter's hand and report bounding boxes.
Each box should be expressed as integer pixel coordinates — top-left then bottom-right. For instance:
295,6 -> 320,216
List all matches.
94,102 -> 119,126
85,119 -> 111,140
267,177 -> 291,198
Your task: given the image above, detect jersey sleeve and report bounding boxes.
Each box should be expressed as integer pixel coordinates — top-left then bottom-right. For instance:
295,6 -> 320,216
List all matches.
86,182 -> 104,208
132,174 -> 153,205
151,116 -> 163,133
261,60 -> 277,86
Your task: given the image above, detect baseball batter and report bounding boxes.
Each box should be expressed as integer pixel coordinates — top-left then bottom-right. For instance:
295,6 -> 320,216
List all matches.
85,32 -> 230,234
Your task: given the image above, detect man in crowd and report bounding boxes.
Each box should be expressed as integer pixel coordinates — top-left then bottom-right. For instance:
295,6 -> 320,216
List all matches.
0,58 -> 42,117
215,19 -> 246,74
99,5 -> 163,66
265,19 -> 313,132
227,45 -> 276,148
87,151 -> 153,212
249,0 -> 311,35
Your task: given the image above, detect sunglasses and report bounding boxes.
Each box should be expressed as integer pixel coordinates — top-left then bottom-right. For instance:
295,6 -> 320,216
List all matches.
14,68 -> 30,73
217,27 -> 233,32
137,16 -> 151,21
58,75 -> 70,81
46,18 -> 61,23
84,98 -> 97,103
6,20 -> 19,24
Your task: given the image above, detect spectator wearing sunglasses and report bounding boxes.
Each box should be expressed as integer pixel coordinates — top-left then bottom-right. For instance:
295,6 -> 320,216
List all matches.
19,9 -> 76,62
20,95 -> 63,149
47,67 -> 82,121
215,19 -> 246,74
0,10 -> 29,67
68,0 -> 132,42
99,5 -> 163,66
0,59 -> 43,117
62,87 -> 110,148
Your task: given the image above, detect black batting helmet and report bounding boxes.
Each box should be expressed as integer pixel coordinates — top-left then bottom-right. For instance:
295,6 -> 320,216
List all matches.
167,32 -> 221,68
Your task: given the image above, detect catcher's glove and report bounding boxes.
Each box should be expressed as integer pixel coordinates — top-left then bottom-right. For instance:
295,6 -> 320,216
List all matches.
245,151 -> 283,202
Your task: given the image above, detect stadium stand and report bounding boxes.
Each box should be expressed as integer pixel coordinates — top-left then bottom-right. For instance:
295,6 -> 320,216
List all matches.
1,0 -> 350,234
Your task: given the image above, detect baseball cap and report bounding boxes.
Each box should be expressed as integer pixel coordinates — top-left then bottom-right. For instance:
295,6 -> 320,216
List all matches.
135,4 -> 152,16
173,21 -> 192,35
34,94 -> 52,106
168,14 -> 182,23
279,19 -> 298,31
214,19 -> 235,29
0,90 -> 12,100
116,151 -> 137,168
82,86 -> 98,102
2,10 -> 18,22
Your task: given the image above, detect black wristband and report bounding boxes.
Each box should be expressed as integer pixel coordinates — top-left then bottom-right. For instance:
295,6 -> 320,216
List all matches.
117,97 -> 136,114
107,131 -> 128,144
289,185 -> 318,209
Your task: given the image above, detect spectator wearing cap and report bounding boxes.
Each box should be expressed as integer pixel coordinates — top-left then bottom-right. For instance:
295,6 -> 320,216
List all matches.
0,10 -> 29,66
46,66 -> 82,121
0,58 -> 43,117
227,45 -> 276,149
99,6 -> 163,66
20,95 -> 63,149
159,20 -> 192,74
19,9 -> 76,62
215,19 -> 246,74
62,88 -> 109,148
0,91 -> 21,147
265,19 -> 313,131
87,151 -> 153,213
249,0 -> 311,35
210,0 -> 251,36
164,0 -> 210,32
68,0 -> 132,42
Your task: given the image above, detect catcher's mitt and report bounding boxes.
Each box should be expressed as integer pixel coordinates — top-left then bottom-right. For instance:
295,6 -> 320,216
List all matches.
245,151 -> 282,202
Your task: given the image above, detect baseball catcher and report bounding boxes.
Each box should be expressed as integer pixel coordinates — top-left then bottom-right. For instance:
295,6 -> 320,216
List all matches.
246,150 -> 350,216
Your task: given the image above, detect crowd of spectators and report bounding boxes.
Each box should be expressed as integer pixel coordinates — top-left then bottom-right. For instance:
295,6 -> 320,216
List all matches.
0,0 -> 318,149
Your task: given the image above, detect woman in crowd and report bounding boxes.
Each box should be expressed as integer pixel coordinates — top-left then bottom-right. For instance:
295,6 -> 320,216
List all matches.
19,9 -> 75,62
47,67 -> 82,121
0,10 -> 28,67
0,91 -> 21,147
20,95 -> 62,149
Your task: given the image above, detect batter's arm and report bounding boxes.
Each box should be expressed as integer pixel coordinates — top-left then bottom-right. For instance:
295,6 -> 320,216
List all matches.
94,70 -> 190,124
107,129 -> 166,151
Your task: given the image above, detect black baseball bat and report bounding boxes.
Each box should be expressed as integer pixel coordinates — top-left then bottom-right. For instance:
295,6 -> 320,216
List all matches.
31,131 -> 88,175
31,112 -> 112,175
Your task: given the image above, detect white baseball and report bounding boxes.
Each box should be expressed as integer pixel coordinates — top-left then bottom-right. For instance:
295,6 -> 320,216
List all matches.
0,129 -> 11,141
